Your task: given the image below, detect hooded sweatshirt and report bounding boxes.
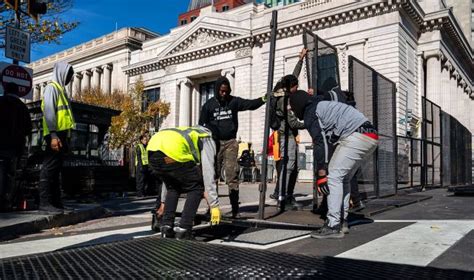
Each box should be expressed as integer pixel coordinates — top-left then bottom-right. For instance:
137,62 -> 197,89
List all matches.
199,76 -> 265,141
290,91 -> 369,171
43,61 -> 74,139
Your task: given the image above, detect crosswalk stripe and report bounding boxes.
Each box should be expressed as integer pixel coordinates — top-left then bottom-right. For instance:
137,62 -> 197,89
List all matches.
337,221 -> 474,266
0,226 -> 156,260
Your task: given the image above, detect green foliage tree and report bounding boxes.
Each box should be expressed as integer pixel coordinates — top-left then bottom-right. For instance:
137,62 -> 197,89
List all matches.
75,77 -> 170,149
0,0 -> 79,48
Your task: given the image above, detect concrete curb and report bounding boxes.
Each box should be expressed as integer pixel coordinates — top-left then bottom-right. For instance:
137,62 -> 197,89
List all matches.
0,205 -> 106,241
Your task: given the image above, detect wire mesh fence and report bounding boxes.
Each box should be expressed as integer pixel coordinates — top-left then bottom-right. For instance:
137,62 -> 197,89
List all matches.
348,56 -> 397,197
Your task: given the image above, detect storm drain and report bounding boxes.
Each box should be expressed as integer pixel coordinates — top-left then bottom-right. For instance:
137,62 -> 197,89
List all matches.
1,237 -> 472,279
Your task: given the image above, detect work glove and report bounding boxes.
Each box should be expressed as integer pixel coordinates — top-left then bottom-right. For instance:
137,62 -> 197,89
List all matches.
210,207 -> 221,226
317,176 -> 330,196
262,94 -> 268,102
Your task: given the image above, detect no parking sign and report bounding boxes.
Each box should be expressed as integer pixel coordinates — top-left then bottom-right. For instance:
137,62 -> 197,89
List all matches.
0,62 -> 33,99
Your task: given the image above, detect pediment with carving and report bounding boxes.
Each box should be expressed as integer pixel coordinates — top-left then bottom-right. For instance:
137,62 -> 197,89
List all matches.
167,28 -> 240,56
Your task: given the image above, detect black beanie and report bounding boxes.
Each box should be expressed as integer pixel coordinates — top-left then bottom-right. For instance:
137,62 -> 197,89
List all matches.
289,90 -> 312,120
281,74 -> 299,92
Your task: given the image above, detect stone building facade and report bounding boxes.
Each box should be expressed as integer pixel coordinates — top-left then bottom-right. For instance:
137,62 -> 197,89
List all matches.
28,28 -> 159,100
29,0 -> 473,169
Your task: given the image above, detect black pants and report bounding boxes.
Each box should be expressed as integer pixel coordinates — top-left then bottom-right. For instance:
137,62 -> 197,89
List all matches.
149,151 -> 203,230
135,165 -> 148,196
39,133 -> 68,207
0,155 -> 17,211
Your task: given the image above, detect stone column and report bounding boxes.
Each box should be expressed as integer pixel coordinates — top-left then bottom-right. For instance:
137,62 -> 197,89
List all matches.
440,60 -> 452,115
40,82 -> 48,99
67,80 -> 73,99
191,87 -> 200,125
92,67 -> 102,90
73,73 -> 82,98
33,85 -> 40,101
81,70 -> 91,91
101,64 -> 113,94
177,78 -> 193,126
425,51 -> 442,106
221,68 -> 235,91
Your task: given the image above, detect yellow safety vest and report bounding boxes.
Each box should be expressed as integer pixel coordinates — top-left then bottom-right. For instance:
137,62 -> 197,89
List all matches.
147,127 -> 211,163
41,81 -> 75,137
135,143 -> 149,166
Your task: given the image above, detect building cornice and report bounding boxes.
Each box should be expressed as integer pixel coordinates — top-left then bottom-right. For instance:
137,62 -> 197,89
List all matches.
125,0 -> 473,84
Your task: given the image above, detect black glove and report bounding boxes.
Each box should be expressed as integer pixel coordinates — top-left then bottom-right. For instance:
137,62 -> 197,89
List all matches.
317,176 -> 330,196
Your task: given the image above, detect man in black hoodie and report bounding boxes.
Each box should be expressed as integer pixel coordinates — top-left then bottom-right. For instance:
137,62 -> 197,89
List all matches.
199,76 -> 266,218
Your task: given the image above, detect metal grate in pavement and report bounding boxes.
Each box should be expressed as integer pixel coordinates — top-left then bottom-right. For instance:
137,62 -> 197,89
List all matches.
1,237 -> 473,279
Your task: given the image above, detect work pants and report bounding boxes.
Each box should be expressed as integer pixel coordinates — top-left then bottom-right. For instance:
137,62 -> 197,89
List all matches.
327,132 -> 377,227
149,151 -> 203,230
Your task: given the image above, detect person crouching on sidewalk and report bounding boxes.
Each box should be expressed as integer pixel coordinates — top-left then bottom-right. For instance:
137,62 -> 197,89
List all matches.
146,126 -> 220,240
289,90 -> 378,239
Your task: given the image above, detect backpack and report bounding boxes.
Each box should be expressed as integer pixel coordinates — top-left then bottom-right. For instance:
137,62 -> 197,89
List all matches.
268,93 -> 281,131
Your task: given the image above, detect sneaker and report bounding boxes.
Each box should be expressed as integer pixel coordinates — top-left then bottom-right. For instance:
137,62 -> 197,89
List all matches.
160,225 -> 175,238
350,201 -> 366,213
341,220 -> 349,234
284,196 -> 303,210
269,193 -> 279,200
310,223 -> 344,239
174,227 -> 195,240
223,210 -> 242,219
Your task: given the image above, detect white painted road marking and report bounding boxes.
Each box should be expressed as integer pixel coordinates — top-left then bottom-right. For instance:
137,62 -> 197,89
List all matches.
337,220 -> 474,266
0,226 -> 157,259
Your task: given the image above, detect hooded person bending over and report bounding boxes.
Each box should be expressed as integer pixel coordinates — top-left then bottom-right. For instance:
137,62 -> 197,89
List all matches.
199,76 -> 266,218
289,90 -> 378,239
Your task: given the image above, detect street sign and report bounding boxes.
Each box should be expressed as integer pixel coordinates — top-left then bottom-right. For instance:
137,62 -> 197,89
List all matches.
0,62 -> 33,99
5,26 -> 31,63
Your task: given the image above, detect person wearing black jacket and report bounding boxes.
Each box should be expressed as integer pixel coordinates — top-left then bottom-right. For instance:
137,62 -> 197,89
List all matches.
199,76 -> 266,218
0,83 -> 32,211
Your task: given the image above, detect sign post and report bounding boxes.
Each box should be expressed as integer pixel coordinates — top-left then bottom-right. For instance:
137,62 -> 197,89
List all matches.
0,62 -> 33,99
5,26 -> 31,64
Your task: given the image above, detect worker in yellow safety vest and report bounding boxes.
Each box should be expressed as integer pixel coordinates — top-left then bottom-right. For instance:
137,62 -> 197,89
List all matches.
147,125 -> 221,240
39,61 -> 75,214
135,133 -> 150,197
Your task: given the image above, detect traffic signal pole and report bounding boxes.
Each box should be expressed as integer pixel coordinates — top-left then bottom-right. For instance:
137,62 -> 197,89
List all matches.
257,10 -> 278,220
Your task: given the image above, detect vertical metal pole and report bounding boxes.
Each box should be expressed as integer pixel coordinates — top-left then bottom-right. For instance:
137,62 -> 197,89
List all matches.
13,9 -> 21,65
372,71 -> 379,198
257,10 -> 278,220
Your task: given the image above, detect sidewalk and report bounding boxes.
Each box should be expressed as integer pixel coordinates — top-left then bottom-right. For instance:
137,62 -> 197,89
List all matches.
0,203 -> 105,241
0,181 -> 433,241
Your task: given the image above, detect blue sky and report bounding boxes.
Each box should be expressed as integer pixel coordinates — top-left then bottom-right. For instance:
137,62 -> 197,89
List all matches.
3,0 -> 189,62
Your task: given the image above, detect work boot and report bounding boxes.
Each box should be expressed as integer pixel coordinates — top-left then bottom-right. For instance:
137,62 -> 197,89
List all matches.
160,225 -> 175,238
310,221 -> 344,239
341,220 -> 349,234
349,201 -> 366,213
174,227 -> 195,240
284,196 -> 303,210
151,212 -> 162,232
228,189 -> 240,218
269,192 -> 279,200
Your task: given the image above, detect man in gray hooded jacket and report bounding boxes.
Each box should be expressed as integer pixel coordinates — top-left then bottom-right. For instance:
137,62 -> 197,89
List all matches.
39,61 -> 75,213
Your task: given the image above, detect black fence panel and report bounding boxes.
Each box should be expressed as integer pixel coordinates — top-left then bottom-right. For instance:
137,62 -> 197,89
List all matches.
422,97 -> 442,187
397,136 -> 423,189
348,56 -> 397,197
443,114 -> 473,186
303,29 -> 340,91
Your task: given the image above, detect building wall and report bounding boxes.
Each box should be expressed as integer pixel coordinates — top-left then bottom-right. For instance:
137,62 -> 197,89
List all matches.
29,1 -> 474,174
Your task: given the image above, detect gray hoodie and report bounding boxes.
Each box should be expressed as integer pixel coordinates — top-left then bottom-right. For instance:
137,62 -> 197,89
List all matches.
43,61 -> 74,139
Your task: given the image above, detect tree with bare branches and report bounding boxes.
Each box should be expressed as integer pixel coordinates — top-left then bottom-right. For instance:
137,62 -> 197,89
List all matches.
0,0 -> 79,48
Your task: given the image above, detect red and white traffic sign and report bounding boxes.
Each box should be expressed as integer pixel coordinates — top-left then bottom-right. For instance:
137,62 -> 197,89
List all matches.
0,62 -> 33,99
